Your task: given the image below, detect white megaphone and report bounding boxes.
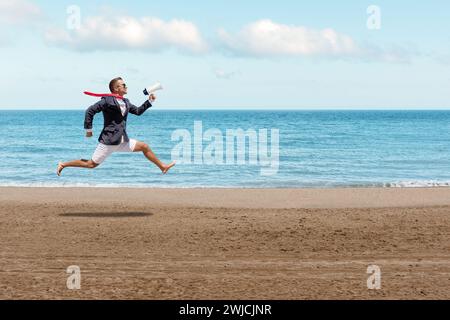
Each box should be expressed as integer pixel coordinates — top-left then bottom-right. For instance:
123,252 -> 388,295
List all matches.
143,82 -> 163,95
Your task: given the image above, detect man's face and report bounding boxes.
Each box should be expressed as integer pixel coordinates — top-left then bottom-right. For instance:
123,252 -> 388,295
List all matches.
114,79 -> 128,96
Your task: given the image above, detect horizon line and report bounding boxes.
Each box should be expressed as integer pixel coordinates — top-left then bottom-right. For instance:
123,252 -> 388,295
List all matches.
2,107 -> 450,111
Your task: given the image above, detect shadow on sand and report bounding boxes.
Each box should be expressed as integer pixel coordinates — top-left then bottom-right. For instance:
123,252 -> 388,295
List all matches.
59,212 -> 152,218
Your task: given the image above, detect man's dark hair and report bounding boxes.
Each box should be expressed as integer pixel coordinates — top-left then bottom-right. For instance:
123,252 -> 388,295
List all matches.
109,77 -> 123,93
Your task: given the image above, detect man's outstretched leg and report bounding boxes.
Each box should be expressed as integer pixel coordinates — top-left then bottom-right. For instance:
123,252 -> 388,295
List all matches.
134,141 -> 175,174
57,159 -> 99,176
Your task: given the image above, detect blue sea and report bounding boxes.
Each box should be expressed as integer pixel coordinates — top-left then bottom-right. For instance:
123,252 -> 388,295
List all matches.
1,109 -> 450,188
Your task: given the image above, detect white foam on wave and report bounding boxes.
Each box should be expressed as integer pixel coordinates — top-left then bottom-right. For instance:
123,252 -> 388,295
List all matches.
0,181 -> 240,189
383,180 -> 450,188
1,180 -> 450,189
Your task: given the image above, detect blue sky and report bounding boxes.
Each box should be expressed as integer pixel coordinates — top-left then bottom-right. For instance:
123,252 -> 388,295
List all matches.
0,0 -> 449,109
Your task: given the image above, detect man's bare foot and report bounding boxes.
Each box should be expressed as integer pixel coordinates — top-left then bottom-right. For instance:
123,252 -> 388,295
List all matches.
162,161 -> 176,174
57,162 -> 65,176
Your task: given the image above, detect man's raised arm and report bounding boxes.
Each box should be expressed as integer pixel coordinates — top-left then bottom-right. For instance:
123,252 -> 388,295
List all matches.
128,99 -> 152,116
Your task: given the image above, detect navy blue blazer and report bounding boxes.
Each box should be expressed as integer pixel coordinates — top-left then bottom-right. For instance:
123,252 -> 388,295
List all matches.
84,96 -> 152,145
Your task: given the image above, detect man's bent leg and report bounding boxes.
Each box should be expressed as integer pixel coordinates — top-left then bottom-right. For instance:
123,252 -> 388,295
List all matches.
133,140 -> 175,174
57,159 -> 99,176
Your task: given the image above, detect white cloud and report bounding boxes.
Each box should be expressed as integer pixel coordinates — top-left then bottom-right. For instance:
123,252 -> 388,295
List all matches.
214,68 -> 240,79
0,0 -> 42,25
218,20 -> 361,58
218,19 -> 415,63
45,16 -> 208,54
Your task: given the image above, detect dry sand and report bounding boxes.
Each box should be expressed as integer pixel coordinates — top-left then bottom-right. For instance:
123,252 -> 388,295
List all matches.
0,187 -> 449,299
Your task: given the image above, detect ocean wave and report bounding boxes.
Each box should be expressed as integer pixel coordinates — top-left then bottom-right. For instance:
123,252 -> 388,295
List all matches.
0,181 -> 242,188
1,180 -> 450,188
382,180 -> 450,188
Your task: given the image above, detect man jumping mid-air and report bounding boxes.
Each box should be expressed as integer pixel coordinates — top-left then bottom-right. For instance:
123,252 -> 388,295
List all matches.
56,77 -> 175,176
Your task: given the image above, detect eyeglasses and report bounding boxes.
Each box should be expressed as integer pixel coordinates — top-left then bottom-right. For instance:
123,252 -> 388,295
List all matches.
117,83 -> 127,89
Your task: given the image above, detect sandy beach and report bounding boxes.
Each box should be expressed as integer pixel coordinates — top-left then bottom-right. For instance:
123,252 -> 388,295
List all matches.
0,187 -> 449,299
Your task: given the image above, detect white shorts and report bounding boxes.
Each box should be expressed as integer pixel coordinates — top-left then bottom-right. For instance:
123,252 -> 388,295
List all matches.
91,138 -> 138,164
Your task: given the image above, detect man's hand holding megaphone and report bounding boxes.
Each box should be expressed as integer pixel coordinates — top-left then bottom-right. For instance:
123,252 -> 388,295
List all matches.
144,82 -> 163,103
